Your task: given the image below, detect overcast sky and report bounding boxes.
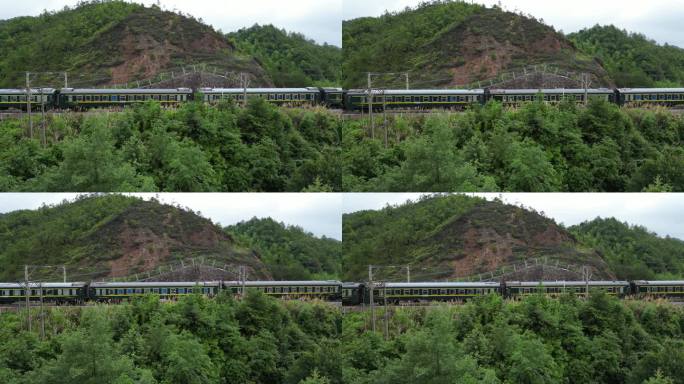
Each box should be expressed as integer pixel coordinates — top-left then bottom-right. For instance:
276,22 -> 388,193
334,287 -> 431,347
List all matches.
343,0 -> 684,48
0,0 -> 342,46
342,193 -> 684,240
0,193 -> 343,240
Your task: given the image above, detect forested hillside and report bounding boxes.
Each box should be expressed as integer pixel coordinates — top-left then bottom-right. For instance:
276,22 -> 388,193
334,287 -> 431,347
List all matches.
342,194 -> 611,282
0,194 -> 272,281
0,194 -> 343,282
227,218 -> 342,280
343,293 -> 684,383
0,0 -> 271,88
229,25 -> 342,87
0,99 -> 341,192
0,292 -> 341,384
343,1 -> 610,89
570,25 -> 684,87
571,217 -> 684,280
343,99 -> 684,192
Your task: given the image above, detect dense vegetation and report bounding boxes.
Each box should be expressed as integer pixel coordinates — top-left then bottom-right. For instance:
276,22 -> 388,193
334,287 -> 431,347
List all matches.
0,99 -> 341,192
343,99 -> 684,192
570,25 -> 684,87
0,291 -> 341,384
229,25 -> 341,87
342,292 -> 684,383
571,218 -> 684,281
227,218 -> 342,281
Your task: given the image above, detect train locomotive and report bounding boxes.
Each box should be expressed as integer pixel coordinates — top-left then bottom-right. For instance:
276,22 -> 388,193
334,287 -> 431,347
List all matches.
2,86 -> 684,113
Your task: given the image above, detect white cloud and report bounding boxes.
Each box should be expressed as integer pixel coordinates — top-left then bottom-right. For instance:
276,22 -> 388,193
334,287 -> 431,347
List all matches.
0,0 -> 342,46
0,193 -> 343,240
343,0 -> 684,47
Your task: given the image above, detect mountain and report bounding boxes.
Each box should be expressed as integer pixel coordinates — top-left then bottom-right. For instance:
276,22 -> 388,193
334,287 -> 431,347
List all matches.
229,24 -> 342,87
342,1 -> 611,89
0,195 -> 271,281
0,0 -> 272,89
569,25 -> 684,87
226,217 -> 342,280
570,217 -> 684,280
342,194 -> 613,282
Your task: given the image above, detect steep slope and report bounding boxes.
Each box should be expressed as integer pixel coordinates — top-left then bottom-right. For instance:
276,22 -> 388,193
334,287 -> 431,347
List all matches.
229,24 -> 342,87
342,1 -> 611,89
570,25 -> 684,87
343,194 -> 612,281
571,217 -> 684,280
0,1 -> 271,88
226,217 -> 342,280
0,195 -> 271,281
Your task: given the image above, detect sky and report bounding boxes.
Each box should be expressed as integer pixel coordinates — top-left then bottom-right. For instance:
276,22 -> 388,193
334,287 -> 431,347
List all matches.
0,193 -> 343,240
0,0 -> 342,46
343,0 -> 684,48
342,193 -> 684,240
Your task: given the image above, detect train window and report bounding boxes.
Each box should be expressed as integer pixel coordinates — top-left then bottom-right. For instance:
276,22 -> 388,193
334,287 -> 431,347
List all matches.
440,96 -> 447,102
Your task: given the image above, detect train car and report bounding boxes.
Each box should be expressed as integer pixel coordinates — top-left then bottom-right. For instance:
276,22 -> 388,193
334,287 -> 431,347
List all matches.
365,281 -> 502,304
200,88 -> 321,105
89,281 -> 220,301
0,88 -> 56,111
342,282 -> 364,306
617,88 -> 684,107
224,280 -> 342,301
58,88 -> 193,110
0,282 -> 86,304
631,280 -> 684,299
505,280 -> 630,299
489,88 -> 616,105
320,87 -> 344,108
343,89 -> 484,111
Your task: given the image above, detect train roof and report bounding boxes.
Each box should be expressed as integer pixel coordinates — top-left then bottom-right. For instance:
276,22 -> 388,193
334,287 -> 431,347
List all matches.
0,282 -> 86,288
0,88 -> 56,94
90,281 -> 220,288
382,282 -> 500,288
618,88 -> 684,93
200,88 -> 319,93
489,88 -> 614,94
346,89 -> 484,95
237,280 -> 342,286
59,88 -> 192,94
632,280 -> 684,285
506,281 -> 629,287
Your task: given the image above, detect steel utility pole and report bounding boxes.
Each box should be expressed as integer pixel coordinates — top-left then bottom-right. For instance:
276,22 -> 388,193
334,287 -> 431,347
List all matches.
64,72 -> 68,88
405,72 -> 410,90
369,265 -> 376,333
367,72 -> 374,139
382,89 -> 388,148
26,72 -> 33,138
406,265 -> 411,283
62,266 -> 67,283
24,265 -> 31,332
383,283 -> 389,340
40,88 -> 46,147
39,282 -> 45,340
